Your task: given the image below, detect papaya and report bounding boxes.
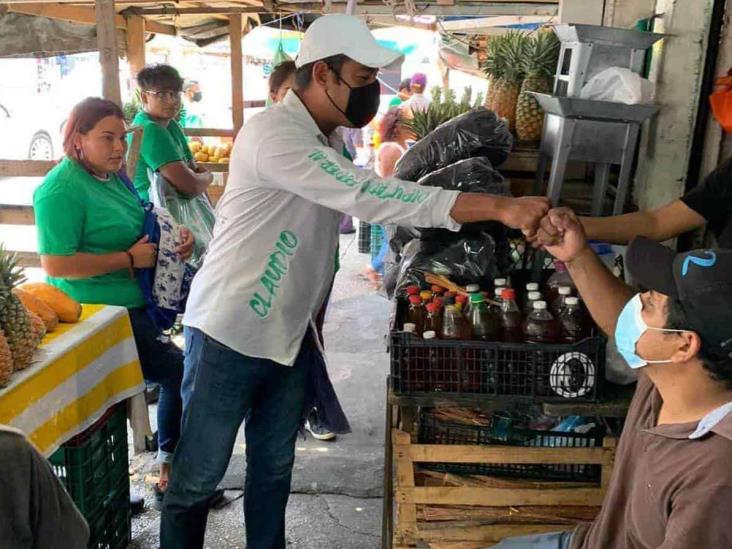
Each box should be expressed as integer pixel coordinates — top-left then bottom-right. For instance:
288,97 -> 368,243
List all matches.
13,288 -> 59,332
18,283 -> 81,323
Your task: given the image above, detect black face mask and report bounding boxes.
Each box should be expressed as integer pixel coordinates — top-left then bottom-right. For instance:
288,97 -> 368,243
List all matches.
191,91 -> 202,102
326,67 -> 380,128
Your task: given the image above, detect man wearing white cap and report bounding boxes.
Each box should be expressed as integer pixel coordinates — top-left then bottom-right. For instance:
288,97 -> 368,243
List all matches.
160,14 -> 549,549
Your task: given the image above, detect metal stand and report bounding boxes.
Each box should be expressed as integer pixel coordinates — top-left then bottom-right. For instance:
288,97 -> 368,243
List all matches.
534,115 -> 642,214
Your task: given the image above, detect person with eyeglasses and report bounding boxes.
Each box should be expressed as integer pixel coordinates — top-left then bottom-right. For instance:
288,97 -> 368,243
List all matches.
129,65 -> 213,201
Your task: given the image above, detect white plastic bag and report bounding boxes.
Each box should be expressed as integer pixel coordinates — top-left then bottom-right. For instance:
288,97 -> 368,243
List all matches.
580,67 -> 655,105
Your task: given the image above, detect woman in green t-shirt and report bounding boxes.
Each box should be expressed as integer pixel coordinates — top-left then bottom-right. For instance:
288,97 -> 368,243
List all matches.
33,97 -> 193,507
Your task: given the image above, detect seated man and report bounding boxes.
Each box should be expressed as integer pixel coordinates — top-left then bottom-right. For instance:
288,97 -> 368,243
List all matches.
489,208 -> 732,548
0,426 -> 89,548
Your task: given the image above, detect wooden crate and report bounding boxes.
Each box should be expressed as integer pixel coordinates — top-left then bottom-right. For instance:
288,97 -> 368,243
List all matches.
390,428 -> 616,549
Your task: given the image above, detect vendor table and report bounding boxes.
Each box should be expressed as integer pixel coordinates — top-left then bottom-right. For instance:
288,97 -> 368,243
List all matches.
0,304 -> 147,457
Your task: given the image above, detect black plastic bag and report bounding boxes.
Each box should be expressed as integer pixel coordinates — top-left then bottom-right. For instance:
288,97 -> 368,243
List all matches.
394,231 -> 501,295
395,108 -> 513,182
416,157 -> 510,195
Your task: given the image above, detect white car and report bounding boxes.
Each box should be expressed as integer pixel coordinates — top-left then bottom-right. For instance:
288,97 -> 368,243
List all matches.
0,100 -> 65,161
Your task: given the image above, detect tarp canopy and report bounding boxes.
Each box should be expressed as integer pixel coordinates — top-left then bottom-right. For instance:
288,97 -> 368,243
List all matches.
0,13 -> 125,58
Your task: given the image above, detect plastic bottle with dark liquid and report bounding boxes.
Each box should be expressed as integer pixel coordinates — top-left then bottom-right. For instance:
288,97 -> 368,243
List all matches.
524,282 -> 540,311
441,305 -> 472,340
523,291 -> 543,316
499,288 -> 524,343
406,295 -> 426,336
469,294 -> 500,341
546,261 -> 576,305
523,301 -> 561,344
551,286 -> 573,317
422,330 -> 438,390
559,296 -> 592,343
464,284 -> 481,318
424,303 -> 443,336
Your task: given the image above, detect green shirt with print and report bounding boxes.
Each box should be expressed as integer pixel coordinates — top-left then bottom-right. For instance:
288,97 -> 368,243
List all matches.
129,111 -> 193,201
33,157 -> 146,309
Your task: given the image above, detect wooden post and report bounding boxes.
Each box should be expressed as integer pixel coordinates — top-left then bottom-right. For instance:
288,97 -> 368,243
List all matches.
95,0 -> 122,106
126,14 -> 146,92
229,14 -> 244,135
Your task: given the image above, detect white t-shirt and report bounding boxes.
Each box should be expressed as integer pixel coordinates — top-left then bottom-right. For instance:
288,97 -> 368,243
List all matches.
183,91 -> 460,365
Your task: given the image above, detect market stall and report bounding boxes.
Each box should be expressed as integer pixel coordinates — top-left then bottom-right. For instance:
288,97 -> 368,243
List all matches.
0,303 -> 144,457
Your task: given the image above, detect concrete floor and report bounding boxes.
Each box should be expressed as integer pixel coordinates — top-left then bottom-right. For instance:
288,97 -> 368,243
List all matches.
128,229 -> 391,549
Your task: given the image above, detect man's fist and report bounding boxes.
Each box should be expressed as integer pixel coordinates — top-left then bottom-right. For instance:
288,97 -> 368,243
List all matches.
498,196 -> 551,234
536,207 -> 590,263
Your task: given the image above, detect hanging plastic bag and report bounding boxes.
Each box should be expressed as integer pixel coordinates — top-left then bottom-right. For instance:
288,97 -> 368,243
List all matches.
579,67 -> 654,105
148,170 -> 216,270
394,231 -> 500,295
394,108 -> 513,182
416,157 -> 510,195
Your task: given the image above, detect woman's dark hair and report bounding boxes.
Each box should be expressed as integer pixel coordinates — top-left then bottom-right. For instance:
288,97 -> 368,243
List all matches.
379,107 -> 406,143
269,60 -> 296,94
666,297 -> 732,388
137,64 -> 184,92
294,54 -> 348,91
63,97 -> 125,159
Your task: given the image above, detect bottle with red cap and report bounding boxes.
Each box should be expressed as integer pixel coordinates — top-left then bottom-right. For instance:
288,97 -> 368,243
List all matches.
523,301 -> 561,344
424,302 -> 443,335
406,295 -> 426,336
499,288 -> 523,343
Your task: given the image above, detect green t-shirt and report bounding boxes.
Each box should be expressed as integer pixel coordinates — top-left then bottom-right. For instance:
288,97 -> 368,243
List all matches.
33,157 -> 146,308
129,111 -> 193,201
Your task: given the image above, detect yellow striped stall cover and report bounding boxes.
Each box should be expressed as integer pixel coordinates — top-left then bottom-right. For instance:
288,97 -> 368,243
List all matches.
0,305 -> 144,456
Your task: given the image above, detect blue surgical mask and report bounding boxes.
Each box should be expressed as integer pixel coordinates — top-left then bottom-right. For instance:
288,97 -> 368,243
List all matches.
615,294 -> 685,369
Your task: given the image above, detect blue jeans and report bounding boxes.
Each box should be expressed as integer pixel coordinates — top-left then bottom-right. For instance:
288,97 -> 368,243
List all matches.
487,531 -> 573,548
128,308 -> 183,464
160,327 -> 310,549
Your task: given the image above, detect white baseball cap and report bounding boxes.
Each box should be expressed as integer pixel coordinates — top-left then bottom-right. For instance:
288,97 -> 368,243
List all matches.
296,14 -> 404,70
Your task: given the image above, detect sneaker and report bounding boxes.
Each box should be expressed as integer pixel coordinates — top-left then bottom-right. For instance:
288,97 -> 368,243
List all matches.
305,409 -> 336,441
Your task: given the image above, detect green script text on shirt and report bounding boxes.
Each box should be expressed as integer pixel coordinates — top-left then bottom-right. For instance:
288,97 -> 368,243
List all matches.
33,157 -> 146,308
129,111 -> 193,201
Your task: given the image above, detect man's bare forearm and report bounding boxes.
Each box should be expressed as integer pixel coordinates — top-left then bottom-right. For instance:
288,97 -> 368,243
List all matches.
565,246 -> 634,336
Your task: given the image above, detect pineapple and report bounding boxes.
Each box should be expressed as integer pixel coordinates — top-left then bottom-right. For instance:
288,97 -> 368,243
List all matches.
0,329 -> 11,387
28,311 -> 47,343
482,37 -> 505,111
0,246 -> 37,371
490,31 -> 529,132
516,30 -> 561,143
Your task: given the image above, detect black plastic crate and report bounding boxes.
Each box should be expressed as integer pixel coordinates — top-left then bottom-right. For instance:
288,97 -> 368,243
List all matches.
391,331 -> 604,401
358,221 -> 372,254
417,412 -> 604,482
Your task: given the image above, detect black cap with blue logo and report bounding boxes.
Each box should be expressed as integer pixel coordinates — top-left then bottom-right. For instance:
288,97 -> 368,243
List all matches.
626,236 -> 732,358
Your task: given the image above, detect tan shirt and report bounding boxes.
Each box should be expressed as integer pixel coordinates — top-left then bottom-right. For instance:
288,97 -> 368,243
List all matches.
572,374 -> 732,549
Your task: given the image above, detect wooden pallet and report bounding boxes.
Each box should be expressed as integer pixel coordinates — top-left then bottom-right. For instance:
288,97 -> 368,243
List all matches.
390,428 -> 616,549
